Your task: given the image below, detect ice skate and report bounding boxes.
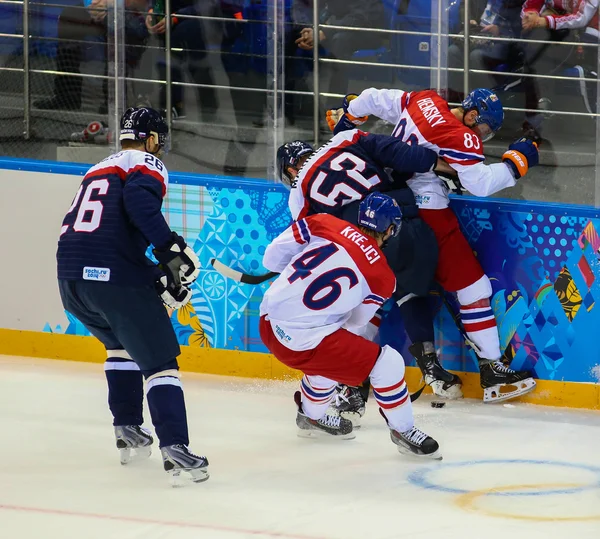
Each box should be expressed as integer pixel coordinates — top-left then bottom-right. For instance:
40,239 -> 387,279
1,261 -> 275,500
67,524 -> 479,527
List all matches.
479,361 -> 537,403
328,385 -> 366,428
294,391 -> 355,439
379,409 -> 442,459
114,425 -> 153,465
390,426 -> 443,460
161,444 -> 209,486
409,342 -> 463,399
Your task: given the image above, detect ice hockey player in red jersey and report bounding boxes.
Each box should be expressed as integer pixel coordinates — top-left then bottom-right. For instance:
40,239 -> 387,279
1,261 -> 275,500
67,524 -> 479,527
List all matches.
259,192 -> 442,459
328,88 -> 539,403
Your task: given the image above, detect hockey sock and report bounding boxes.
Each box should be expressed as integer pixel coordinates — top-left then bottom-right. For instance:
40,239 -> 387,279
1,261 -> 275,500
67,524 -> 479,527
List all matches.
143,360 -> 189,448
300,375 -> 337,420
369,345 -> 414,433
397,296 -> 435,344
459,299 -> 501,361
104,350 -> 143,426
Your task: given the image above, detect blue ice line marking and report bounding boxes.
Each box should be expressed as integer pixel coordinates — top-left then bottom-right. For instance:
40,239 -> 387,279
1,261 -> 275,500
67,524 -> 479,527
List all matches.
407,459 -> 600,496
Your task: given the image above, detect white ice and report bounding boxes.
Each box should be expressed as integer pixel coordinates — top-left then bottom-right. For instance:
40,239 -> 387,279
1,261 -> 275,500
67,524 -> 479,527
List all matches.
1,355 -> 599,539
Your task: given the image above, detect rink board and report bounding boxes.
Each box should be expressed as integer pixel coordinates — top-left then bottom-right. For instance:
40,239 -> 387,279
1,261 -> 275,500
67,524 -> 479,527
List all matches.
1,158 -> 600,409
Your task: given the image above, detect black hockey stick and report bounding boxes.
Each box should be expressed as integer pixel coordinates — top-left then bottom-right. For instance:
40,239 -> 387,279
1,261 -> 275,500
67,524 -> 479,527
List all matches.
210,259 -> 278,284
436,289 -> 483,356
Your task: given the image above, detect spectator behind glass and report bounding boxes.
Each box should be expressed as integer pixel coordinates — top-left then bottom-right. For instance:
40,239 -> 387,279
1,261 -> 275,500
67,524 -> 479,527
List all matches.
519,0 -> 599,137
292,0 -> 387,95
447,0 -> 524,103
34,0 -> 149,113
145,0 -> 218,121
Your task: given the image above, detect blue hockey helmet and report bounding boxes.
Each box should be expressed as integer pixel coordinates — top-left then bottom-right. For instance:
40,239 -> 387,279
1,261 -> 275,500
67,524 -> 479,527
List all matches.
277,140 -> 314,188
358,192 -> 403,238
120,107 -> 170,153
461,89 -> 504,142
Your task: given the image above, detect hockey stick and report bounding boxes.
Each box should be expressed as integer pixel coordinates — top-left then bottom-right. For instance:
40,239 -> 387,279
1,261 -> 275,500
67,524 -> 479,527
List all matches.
436,289 -> 482,356
210,259 -> 277,285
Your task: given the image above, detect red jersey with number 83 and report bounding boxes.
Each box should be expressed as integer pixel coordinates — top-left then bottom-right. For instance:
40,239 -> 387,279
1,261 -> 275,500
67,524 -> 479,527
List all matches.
259,213 -> 395,351
348,88 -> 516,209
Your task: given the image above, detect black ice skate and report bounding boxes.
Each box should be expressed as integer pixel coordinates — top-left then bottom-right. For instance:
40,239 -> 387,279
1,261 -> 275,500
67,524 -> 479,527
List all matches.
379,409 -> 442,460
294,391 -> 355,439
479,360 -> 537,403
409,342 -> 463,399
329,385 -> 366,428
114,425 -> 153,465
391,427 -> 443,460
161,445 -> 209,486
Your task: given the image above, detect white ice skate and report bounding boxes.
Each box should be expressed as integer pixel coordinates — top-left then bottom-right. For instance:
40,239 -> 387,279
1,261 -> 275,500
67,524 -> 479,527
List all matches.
114,425 -> 153,465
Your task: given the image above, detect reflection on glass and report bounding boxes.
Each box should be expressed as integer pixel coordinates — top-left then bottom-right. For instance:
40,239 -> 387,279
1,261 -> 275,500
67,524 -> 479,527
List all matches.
0,0 -> 599,205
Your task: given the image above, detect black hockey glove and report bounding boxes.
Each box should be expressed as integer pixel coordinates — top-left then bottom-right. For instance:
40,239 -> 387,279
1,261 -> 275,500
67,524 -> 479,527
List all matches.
155,275 -> 192,310
153,232 -> 200,286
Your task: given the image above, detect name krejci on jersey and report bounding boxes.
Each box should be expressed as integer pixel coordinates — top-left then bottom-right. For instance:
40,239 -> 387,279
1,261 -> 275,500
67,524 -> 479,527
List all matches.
340,226 -> 381,264
417,98 -> 446,128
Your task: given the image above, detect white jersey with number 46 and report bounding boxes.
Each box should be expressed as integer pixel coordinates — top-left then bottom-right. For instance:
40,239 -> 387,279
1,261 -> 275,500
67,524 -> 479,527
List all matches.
260,213 -> 395,351
348,88 -> 516,209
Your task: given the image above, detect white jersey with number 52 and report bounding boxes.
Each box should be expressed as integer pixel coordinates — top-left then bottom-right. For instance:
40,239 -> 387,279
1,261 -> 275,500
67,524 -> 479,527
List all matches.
348,88 -> 516,209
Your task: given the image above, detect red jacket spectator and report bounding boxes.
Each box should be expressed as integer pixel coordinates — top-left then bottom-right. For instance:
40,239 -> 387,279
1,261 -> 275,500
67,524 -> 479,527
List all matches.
522,0 -> 599,35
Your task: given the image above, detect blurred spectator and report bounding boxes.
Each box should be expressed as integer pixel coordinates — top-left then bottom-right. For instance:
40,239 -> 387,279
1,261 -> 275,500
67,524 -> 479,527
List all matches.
447,0 -> 524,102
146,0 -> 218,121
292,0 -> 387,95
520,0 -> 599,135
34,0 -> 148,113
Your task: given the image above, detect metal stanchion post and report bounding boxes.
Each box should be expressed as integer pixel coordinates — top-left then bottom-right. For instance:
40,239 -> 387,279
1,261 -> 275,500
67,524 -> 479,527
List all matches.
23,0 -> 30,140
594,36 -> 600,208
165,0 -> 172,128
463,0 -> 469,97
436,0 -> 442,92
313,0 -> 319,147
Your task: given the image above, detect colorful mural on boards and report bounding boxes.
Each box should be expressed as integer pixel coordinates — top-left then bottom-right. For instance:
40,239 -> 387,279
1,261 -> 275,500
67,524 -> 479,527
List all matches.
44,174 -> 600,385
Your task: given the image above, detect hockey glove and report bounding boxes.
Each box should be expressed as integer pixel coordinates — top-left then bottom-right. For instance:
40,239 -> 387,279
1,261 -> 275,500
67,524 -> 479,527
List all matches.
326,94 -> 368,134
155,275 -> 192,310
152,232 -> 200,286
502,138 -> 539,179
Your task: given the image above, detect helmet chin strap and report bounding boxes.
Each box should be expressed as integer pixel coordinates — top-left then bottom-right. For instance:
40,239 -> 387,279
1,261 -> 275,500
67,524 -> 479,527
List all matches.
144,136 -> 161,157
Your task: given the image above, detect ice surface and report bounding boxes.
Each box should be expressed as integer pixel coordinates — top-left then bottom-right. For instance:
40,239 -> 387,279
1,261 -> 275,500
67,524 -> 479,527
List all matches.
1,355 -> 599,539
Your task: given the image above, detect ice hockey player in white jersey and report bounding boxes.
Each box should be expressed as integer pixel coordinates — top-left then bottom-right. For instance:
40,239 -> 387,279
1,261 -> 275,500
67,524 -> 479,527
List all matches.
327,88 -> 539,403
259,192 -> 442,459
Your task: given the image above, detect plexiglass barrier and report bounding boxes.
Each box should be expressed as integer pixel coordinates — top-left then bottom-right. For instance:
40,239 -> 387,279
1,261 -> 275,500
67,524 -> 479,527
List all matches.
1,0 -> 600,205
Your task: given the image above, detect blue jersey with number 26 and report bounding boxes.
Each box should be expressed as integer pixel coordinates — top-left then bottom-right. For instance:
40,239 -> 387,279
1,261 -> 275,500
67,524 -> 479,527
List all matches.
57,150 -> 173,287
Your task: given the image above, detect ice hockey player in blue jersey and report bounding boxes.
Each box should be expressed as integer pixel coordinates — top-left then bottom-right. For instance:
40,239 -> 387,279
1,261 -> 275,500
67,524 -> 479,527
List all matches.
57,107 -> 209,485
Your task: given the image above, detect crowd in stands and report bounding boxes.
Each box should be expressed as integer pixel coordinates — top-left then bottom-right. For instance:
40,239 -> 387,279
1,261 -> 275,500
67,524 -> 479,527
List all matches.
4,0 -> 600,141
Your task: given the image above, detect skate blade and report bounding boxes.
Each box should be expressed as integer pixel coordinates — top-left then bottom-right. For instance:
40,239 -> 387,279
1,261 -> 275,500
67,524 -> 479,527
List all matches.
396,445 -> 443,461
119,445 -> 152,465
429,381 -> 463,400
168,466 -> 210,487
483,378 -> 537,404
340,411 -> 362,429
297,428 -> 356,440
